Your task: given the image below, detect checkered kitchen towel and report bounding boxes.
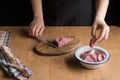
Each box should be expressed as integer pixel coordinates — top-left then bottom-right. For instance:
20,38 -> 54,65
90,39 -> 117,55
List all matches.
0,31 -> 32,80
0,30 -> 10,46
0,46 -> 32,80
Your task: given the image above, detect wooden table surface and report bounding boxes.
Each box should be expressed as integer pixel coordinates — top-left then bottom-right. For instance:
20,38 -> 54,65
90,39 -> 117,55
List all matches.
0,26 -> 120,80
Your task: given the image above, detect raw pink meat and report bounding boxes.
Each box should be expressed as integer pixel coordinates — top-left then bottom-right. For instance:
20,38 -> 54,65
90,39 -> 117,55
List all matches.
89,38 -> 97,48
55,37 -> 74,47
97,53 -> 103,62
84,56 -> 94,62
80,49 -> 106,62
90,53 -> 98,62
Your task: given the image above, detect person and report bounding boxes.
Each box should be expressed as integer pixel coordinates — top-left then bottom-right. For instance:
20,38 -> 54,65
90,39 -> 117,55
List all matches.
27,0 -> 110,45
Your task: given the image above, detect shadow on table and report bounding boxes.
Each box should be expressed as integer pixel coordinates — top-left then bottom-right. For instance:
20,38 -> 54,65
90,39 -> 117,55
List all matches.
20,29 -> 30,38
65,55 -> 91,72
0,67 -> 14,80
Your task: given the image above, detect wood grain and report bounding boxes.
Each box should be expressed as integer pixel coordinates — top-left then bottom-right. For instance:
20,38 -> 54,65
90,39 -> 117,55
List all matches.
0,26 -> 120,80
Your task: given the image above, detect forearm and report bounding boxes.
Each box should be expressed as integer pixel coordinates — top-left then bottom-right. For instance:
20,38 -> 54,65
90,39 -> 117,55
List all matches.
95,0 -> 109,20
31,0 -> 43,19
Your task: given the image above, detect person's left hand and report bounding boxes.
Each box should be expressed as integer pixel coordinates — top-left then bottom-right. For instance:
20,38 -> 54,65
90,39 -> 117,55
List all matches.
27,17 -> 45,38
90,18 -> 110,46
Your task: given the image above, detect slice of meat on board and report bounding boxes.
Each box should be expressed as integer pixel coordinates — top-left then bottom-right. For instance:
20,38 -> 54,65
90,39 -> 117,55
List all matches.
35,36 -> 80,56
55,37 -> 74,47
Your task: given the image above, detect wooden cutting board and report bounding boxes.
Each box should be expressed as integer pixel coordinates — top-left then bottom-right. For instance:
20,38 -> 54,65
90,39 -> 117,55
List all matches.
35,37 -> 80,56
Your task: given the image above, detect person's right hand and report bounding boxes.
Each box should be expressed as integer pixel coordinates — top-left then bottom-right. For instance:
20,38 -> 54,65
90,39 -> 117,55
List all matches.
89,17 -> 110,47
27,17 -> 45,38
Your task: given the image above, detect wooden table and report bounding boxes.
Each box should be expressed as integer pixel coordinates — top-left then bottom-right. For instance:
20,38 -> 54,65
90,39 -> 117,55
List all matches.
0,26 -> 120,80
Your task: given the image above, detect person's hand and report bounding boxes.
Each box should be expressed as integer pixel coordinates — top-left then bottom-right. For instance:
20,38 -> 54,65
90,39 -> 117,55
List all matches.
90,18 -> 110,46
27,17 -> 45,38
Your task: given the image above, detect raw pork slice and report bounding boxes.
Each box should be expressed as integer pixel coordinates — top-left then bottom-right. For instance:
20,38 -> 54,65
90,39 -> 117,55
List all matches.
55,36 -> 74,47
80,49 -> 106,62
89,38 -> 97,48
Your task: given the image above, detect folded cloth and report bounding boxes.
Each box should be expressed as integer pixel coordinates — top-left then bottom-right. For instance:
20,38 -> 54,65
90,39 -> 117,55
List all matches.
0,31 -> 10,46
0,45 -> 32,80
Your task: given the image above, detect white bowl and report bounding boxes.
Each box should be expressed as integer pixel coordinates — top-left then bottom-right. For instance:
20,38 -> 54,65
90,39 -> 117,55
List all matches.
74,45 -> 110,69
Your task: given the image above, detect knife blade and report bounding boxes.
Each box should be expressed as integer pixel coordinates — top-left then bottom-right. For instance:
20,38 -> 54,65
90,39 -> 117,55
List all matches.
38,35 -> 57,48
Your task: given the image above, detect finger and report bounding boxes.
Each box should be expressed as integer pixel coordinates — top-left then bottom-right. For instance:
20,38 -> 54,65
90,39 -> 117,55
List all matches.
91,23 -> 97,38
25,23 -> 32,34
29,24 -> 36,37
96,28 -> 109,43
96,27 -> 106,43
32,26 -> 37,37
38,26 -> 45,36
27,22 -> 34,30
104,31 -> 109,40
104,27 -> 110,40
34,26 -> 41,38
28,22 -> 34,33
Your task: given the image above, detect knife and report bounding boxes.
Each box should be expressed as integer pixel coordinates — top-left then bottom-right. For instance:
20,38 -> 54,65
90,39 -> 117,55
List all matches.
38,35 -> 57,48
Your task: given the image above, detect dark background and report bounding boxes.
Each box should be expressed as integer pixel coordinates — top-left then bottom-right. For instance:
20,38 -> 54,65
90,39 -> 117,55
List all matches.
0,0 -> 33,26
106,0 -> 120,26
0,0 -> 119,26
